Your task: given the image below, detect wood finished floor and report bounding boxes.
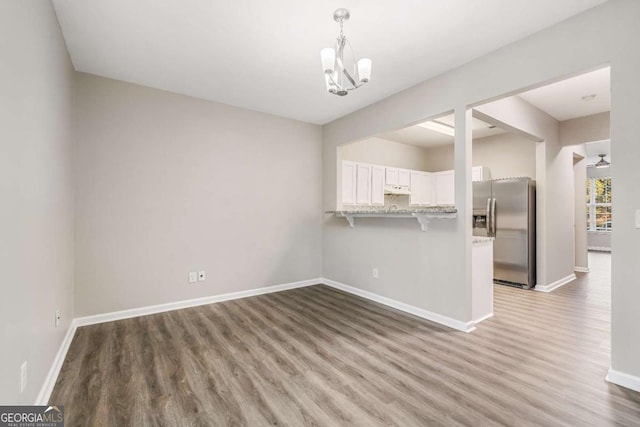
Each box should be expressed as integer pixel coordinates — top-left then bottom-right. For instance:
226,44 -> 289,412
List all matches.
51,252 -> 640,426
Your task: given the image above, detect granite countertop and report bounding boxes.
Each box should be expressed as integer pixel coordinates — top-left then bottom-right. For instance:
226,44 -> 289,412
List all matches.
326,206 -> 457,215
472,236 -> 494,244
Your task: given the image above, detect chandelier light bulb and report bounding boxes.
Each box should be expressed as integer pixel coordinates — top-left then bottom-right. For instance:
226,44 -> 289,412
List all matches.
357,58 -> 372,83
324,73 -> 337,93
320,48 -> 336,74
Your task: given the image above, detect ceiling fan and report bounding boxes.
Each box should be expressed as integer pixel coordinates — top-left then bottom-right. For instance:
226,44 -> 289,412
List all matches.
588,154 -> 610,168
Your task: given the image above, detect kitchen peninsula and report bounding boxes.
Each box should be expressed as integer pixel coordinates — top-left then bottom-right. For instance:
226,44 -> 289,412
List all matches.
327,207 -> 457,231
331,158 -> 494,325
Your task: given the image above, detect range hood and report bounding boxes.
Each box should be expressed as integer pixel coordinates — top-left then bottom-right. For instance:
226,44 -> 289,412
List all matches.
384,185 -> 411,195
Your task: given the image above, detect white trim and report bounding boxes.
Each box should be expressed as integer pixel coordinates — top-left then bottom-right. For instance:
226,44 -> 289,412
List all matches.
321,278 -> 475,333
473,313 -> 494,325
606,368 -> 640,393
588,246 -> 611,252
74,278 -> 321,327
534,274 -> 577,293
35,320 -> 78,405
37,277 -> 477,404
574,266 -> 590,273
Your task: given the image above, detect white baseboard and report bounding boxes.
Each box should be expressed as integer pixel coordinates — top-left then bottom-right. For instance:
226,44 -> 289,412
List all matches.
36,278 -> 321,404
473,312 -> 494,325
35,320 -> 78,405
606,368 -> 640,393
534,274 -> 576,293
74,278 -> 321,327
574,266 -> 590,273
321,278 -> 475,333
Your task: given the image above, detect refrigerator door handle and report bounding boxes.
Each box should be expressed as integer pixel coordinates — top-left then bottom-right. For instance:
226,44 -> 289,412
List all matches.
491,198 -> 497,237
486,198 -> 492,236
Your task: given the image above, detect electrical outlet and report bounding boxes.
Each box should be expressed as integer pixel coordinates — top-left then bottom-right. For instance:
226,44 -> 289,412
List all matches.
188,272 -> 198,283
55,310 -> 60,328
198,271 -> 206,281
372,268 -> 379,279
20,362 -> 27,393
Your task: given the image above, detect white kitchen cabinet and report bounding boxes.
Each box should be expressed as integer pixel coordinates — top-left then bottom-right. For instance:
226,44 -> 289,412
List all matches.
356,164 -> 372,205
398,169 -> 411,187
385,168 -> 399,186
472,166 -> 491,182
341,161 -> 357,205
386,167 -> 410,187
410,171 -> 433,206
472,238 -> 494,323
371,165 -> 385,205
435,170 -> 455,205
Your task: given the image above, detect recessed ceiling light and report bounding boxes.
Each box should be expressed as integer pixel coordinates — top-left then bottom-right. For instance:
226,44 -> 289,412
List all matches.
417,120 -> 455,136
581,94 -> 597,101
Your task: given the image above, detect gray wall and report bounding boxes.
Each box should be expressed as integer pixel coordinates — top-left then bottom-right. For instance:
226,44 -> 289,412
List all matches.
422,133 -> 537,179
560,112 -> 610,146
573,153 -> 589,270
474,95 -> 574,290
339,137 -> 429,171
560,112 -> 611,257
422,145 -> 454,172
322,0 -> 640,380
74,74 -> 322,316
473,133 -> 537,179
0,1 -> 75,404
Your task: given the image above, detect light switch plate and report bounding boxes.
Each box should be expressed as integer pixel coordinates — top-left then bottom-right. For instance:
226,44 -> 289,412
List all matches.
636,209 -> 640,229
188,272 -> 198,283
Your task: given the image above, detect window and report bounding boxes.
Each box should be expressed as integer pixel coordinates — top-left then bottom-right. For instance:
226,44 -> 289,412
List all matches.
586,177 -> 612,232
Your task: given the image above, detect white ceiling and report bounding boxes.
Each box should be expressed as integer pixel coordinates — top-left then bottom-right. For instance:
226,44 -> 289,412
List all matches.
518,67 -> 610,121
51,0 -> 607,125
585,139 -> 611,166
377,126 -> 453,149
380,66 -> 611,149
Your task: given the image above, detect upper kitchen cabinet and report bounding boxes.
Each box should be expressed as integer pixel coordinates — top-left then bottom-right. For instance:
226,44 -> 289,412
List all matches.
410,171 -> 434,206
341,161 -> 385,206
385,168 -> 399,186
341,161 -> 357,205
384,167 -> 411,187
473,166 -> 491,182
340,159 -> 490,207
371,165 -> 385,205
384,167 -> 412,195
398,169 -> 411,187
434,170 -> 455,205
356,163 -> 372,205
433,166 -> 491,205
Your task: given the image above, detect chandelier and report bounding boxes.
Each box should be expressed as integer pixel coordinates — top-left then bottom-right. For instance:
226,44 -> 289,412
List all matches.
320,8 -> 372,96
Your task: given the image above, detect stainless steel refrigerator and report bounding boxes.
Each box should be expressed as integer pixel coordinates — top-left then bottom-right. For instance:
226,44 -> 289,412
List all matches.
473,177 -> 536,289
